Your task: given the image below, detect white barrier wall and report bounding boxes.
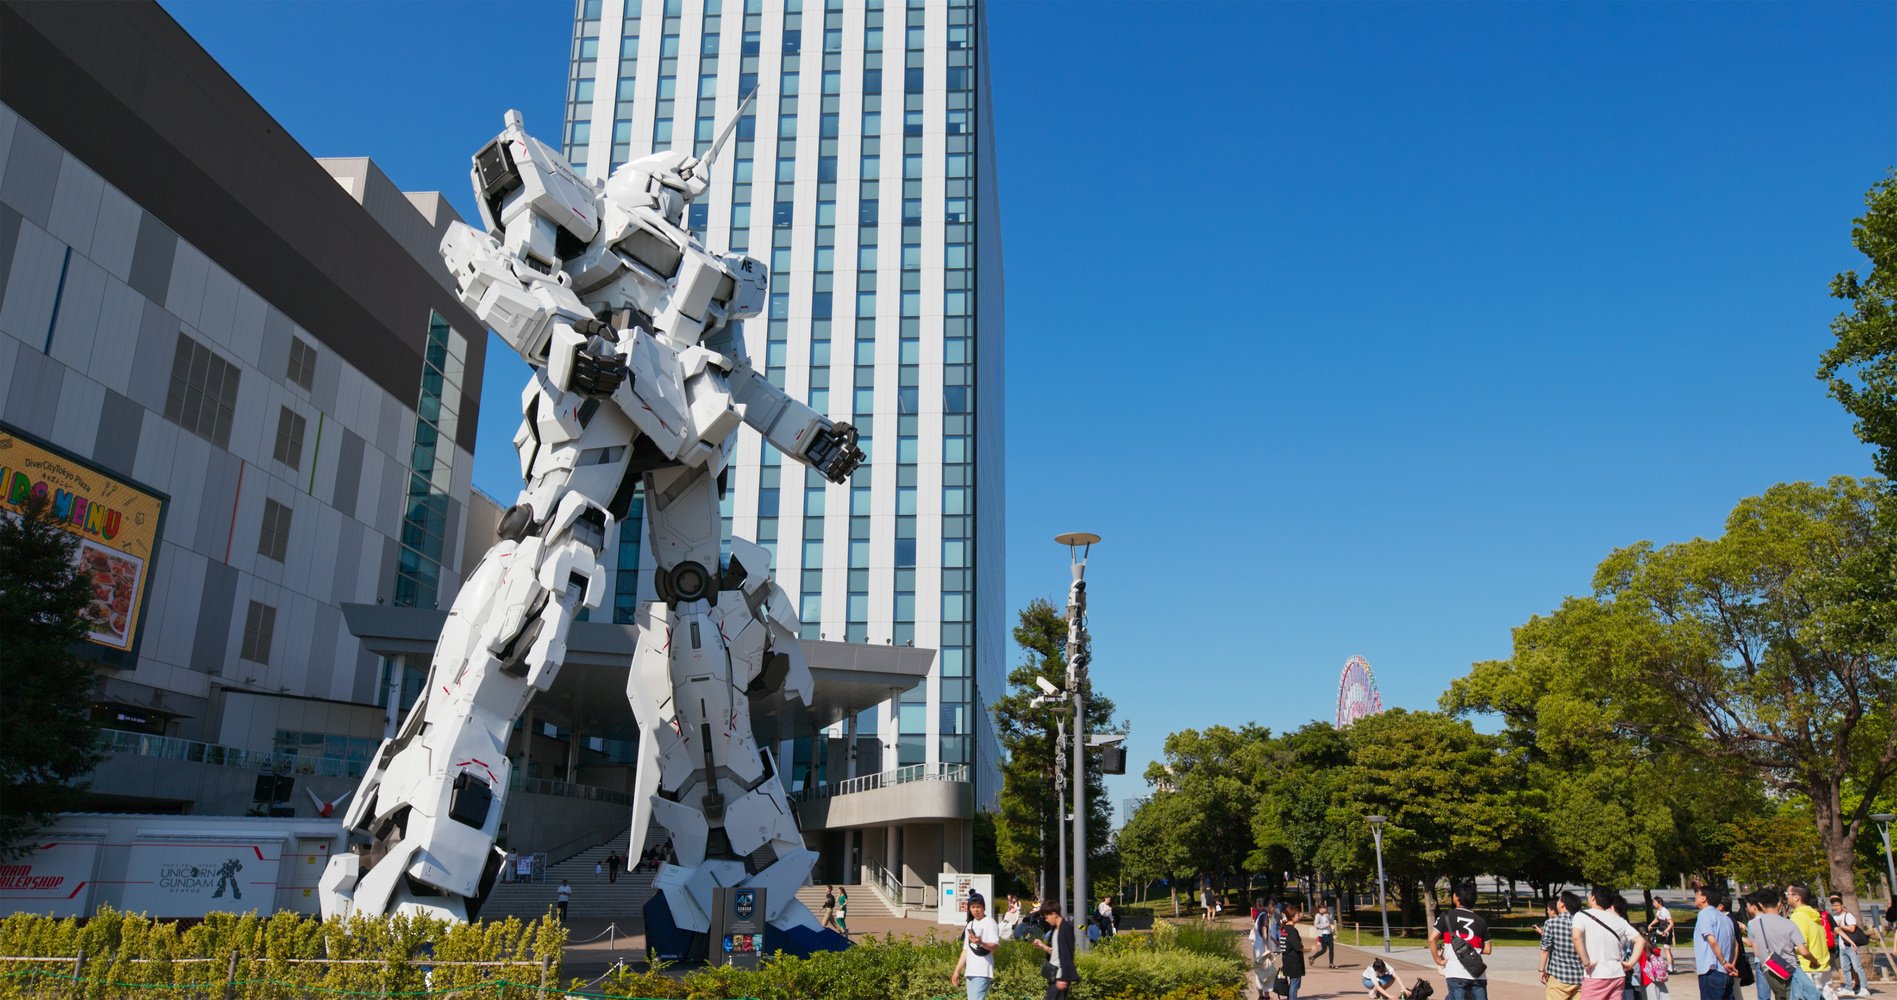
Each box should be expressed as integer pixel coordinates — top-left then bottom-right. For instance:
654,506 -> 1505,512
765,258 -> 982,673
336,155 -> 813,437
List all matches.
1,814 -> 346,919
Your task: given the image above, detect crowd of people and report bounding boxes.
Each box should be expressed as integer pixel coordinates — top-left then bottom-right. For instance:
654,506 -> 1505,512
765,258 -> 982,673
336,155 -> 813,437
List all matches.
1238,882 -> 1895,1000
1533,884 -> 1891,1000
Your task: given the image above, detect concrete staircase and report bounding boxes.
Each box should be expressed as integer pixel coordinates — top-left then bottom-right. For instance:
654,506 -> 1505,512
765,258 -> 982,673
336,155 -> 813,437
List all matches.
478,832 -> 666,923
794,883 -> 898,923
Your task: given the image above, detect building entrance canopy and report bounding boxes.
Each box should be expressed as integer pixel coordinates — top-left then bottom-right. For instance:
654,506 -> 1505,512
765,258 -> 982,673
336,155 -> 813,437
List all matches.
341,604 -> 933,741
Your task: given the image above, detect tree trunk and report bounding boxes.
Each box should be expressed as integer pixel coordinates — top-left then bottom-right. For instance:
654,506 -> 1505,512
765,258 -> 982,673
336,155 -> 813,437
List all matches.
1809,778 -> 1862,913
1420,876 -> 1440,942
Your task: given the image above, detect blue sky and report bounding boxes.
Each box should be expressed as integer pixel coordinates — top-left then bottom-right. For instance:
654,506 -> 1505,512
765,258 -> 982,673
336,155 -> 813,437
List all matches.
164,0 -> 1894,821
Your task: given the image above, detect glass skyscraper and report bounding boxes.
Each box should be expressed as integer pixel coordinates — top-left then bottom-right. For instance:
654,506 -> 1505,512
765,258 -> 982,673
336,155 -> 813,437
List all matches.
561,0 -> 1005,829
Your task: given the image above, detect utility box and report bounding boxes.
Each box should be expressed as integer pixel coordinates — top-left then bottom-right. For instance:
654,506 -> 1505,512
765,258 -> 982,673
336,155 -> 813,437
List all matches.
936,873 -> 996,925
709,886 -> 766,969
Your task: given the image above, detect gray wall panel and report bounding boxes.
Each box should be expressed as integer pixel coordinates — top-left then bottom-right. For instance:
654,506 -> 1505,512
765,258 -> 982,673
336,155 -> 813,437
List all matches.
190,557 -> 237,674
92,387 -> 142,472
331,517 -> 363,605
126,211 -> 175,304
331,428 -> 363,518
0,202 -> 20,314
0,117 -> 58,227
125,299 -> 176,412
258,307 -> 290,387
195,449 -> 239,556
3,342 -> 59,438
308,602 -> 341,699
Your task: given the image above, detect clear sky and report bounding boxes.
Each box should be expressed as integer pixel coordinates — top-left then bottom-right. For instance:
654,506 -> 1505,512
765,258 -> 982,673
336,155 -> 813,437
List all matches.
164,0 -> 1894,822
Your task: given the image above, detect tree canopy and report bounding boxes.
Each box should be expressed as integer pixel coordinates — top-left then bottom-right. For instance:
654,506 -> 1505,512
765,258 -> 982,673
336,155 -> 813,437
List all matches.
0,492 -> 104,856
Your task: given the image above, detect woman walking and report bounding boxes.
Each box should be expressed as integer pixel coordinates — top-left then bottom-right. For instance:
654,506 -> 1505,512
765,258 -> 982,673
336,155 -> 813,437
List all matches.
820,886 -> 840,932
1315,903 -> 1338,968
835,885 -> 849,937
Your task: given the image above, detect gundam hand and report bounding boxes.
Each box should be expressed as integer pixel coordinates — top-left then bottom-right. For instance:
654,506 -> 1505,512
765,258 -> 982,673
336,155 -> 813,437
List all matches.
804,421 -> 865,483
569,322 -> 629,397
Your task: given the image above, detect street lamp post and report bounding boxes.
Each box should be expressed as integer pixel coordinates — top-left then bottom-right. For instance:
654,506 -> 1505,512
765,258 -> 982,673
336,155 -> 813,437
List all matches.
1873,813 -> 1897,919
1368,815 -> 1392,953
1057,532 -> 1099,944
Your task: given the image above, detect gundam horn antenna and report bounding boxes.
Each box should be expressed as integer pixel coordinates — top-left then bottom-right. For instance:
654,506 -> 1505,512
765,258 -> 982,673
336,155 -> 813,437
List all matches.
697,87 -> 759,172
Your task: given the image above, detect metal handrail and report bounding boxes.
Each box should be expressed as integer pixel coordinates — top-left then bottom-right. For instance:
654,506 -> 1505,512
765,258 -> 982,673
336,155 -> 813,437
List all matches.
797,761 -> 970,801
97,729 -> 630,805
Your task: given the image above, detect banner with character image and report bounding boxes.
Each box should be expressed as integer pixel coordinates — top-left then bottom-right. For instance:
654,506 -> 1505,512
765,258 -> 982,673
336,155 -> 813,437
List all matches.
0,426 -> 166,653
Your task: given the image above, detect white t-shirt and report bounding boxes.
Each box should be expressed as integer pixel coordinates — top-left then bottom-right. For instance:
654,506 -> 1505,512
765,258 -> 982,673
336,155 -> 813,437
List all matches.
962,916 -> 1000,978
557,883 -> 571,902
1575,908 -> 1637,980
1316,913 -> 1335,933
1835,910 -> 1858,949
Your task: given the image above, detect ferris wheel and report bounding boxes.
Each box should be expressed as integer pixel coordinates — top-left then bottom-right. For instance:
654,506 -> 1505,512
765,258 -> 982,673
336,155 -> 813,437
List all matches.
1335,655 -> 1383,728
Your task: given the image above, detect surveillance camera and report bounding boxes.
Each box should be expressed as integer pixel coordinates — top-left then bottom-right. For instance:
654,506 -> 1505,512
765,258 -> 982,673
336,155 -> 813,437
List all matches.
1035,677 -> 1059,696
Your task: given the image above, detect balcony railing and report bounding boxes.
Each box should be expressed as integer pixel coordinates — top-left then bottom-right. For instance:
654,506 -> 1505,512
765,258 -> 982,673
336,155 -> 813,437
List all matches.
96,729 -> 630,804
797,761 -> 969,801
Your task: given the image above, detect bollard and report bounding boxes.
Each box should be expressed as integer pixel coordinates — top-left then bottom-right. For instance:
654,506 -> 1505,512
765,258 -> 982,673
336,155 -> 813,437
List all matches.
70,946 -> 86,1000
223,949 -> 239,1000
539,954 -> 551,994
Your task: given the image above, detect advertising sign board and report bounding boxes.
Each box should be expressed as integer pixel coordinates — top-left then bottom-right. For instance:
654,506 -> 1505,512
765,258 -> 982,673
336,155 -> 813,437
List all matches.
0,426 -> 166,655
118,838 -> 285,917
0,836 -> 102,917
936,873 -> 995,924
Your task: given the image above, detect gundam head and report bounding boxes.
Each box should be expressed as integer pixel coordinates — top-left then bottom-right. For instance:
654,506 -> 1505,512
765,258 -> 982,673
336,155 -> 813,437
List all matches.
610,150 -> 708,229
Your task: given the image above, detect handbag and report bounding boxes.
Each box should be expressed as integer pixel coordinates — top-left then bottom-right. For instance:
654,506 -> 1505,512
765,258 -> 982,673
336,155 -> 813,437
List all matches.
1736,949 -> 1755,988
1273,974 -> 1292,997
1042,959 -> 1060,981
1846,924 -> 1870,948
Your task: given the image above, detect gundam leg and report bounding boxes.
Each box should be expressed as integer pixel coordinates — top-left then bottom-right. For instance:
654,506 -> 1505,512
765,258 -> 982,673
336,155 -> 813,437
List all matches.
320,491 -> 610,920
624,464 -> 822,935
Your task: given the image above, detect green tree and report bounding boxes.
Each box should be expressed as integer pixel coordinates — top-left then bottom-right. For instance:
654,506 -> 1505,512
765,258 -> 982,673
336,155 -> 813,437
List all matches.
1450,478 -> 1896,910
992,598 -> 1117,900
1327,710 -> 1523,930
1250,722 -> 1364,899
1714,808 -> 1826,889
1818,170 -> 1897,478
1142,724 -> 1271,892
1116,794 -> 1191,907
0,492 -> 104,856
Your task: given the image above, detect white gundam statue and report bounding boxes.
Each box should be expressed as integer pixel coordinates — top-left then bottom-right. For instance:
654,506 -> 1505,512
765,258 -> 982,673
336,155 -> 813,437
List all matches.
318,110 -> 862,947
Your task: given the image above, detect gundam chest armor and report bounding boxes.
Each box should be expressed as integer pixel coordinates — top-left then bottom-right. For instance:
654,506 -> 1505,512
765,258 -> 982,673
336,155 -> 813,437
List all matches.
318,110 -> 863,947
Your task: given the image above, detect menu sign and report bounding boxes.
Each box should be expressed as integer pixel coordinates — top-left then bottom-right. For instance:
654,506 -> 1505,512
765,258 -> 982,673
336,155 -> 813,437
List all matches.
0,427 -> 165,652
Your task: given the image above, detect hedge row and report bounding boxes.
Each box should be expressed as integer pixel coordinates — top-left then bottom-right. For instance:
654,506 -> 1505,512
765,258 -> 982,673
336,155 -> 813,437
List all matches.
0,910 -> 1245,1000
0,908 -> 562,1000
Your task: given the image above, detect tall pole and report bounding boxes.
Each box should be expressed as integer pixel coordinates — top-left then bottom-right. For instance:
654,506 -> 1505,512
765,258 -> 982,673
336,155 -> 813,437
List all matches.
1874,814 -> 1896,916
1369,817 -> 1392,953
1061,535 -> 1095,944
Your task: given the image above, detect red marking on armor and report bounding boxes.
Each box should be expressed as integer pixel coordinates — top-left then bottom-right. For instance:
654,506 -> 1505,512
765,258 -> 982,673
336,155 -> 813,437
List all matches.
442,686 -> 451,696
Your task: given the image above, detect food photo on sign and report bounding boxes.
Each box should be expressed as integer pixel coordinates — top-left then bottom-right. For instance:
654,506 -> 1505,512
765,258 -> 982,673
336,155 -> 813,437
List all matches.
0,426 -> 167,657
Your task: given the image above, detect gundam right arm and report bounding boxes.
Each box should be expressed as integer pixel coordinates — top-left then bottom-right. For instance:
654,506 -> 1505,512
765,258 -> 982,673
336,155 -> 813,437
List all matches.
726,357 -> 865,483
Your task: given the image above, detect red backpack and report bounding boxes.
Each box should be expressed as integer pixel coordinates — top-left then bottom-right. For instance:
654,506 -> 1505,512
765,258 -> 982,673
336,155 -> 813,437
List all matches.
1819,908 -> 1837,951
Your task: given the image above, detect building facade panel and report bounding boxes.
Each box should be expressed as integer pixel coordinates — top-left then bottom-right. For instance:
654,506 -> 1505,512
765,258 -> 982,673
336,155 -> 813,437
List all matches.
0,1 -> 488,821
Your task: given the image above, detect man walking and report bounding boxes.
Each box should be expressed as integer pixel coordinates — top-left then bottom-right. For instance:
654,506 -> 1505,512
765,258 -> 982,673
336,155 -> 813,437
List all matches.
1786,885 -> 1833,1000
1826,896 -> 1864,997
1694,887 -> 1740,1000
1576,886 -> 1647,1000
951,893 -> 1001,1000
1432,884 -> 1494,1000
1543,892 -> 1587,1000
1033,902 -> 1079,1000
